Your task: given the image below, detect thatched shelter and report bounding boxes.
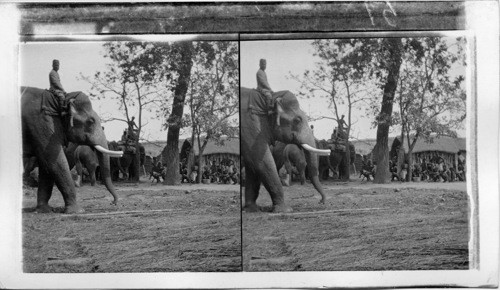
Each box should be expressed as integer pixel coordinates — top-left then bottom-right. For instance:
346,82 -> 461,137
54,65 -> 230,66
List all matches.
181,137 -> 240,168
392,135 -> 467,166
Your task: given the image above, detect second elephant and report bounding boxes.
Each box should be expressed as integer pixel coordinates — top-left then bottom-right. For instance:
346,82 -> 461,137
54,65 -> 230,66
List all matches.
66,143 -> 100,187
317,139 -> 356,180
108,141 -> 145,181
271,142 -> 307,186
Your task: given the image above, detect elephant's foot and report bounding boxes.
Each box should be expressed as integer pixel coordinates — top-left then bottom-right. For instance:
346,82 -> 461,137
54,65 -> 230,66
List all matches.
36,204 -> 53,213
272,204 -> 293,213
280,178 -> 290,187
64,205 -> 85,214
74,177 -> 81,188
243,204 -> 261,212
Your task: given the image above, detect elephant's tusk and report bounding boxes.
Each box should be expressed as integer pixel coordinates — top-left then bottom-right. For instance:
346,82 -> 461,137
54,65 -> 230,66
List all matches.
94,145 -> 123,157
301,144 -> 331,156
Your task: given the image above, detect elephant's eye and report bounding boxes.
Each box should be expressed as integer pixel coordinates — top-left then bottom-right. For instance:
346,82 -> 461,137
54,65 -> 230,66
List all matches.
86,118 -> 95,126
293,116 -> 302,125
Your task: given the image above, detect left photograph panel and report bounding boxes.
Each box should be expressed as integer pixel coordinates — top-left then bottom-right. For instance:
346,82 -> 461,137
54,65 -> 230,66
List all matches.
20,40 -> 241,272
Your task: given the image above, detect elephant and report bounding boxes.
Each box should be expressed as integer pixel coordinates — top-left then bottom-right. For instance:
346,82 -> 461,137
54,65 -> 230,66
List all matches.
65,143 -> 100,187
316,139 -> 337,180
271,142 -> 307,186
317,139 -> 356,180
108,141 -> 145,181
23,156 -> 39,186
21,87 -> 123,213
241,88 -> 330,212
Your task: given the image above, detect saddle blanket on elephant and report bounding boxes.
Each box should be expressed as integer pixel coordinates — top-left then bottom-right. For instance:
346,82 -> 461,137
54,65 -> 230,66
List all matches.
37,89 -> 80,116
246,89 -> 295,115
117,141 -> 137,154
326,139 -> 346,152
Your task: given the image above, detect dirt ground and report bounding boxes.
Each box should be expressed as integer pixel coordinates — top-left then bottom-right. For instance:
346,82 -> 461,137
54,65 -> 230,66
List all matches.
243,177 -> 469,271
22,179 -> 241,273
23,176 -> 470,273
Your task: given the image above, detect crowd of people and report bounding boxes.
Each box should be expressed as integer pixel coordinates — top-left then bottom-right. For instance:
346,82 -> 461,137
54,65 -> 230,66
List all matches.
360,153 -> 466,183
150,158 -> 239,185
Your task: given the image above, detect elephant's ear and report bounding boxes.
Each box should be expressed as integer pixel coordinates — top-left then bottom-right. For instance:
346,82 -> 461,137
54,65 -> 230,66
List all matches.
275,99 -> 284,126
68,99 -> 77,128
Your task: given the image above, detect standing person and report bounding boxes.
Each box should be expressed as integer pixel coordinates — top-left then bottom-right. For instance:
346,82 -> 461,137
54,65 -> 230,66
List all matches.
127,117 -> 138,140
49,59 -> 66,112
256,58 -> 274,115
337,115 -> 347,139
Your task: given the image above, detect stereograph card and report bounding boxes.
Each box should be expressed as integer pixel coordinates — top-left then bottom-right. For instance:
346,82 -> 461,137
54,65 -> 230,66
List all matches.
0,1 -> 498,289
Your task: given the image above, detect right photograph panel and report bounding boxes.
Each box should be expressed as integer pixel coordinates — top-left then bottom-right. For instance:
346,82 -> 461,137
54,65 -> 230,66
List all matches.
240,36 -> 471,271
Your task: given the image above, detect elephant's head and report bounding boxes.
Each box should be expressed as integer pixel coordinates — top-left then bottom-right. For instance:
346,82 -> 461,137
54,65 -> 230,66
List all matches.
271,91 -> 328,154
271,91 -> 329,202
65,92 -> 122,203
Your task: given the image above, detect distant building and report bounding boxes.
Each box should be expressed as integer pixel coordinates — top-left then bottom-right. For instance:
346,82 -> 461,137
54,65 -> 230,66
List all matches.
181,137 -> 240,169
352,135 -> 466,167
152,137 -> 240,170
393,135 -> 466,166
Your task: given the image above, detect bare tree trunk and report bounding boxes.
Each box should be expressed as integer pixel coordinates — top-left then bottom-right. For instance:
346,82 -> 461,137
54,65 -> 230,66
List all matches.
163,42 -> 194,185
342,138 -> 350,181
407,151 -> 413,181
186,130 -> 196,179
374,38 -> 403,184
197,137 -> 209,184
131,141 -> 140,182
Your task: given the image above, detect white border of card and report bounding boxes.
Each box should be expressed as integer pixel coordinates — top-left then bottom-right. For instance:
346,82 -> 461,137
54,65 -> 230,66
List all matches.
0,1 -> 498,289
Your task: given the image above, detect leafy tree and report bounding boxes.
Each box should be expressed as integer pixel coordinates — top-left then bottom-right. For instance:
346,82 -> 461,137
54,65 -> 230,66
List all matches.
81,41 -> 168,181
184,41 -> 239,182
292,39 -> 375,180
392,37 -> 466,180
161,41 -> 195,185
372,38 -> 404,183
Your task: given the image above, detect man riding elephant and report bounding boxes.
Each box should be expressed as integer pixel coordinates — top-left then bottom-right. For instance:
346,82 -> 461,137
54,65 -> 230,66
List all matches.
256,59 -> 274,115
49,59 -> 67,114
241,88 -> 330,212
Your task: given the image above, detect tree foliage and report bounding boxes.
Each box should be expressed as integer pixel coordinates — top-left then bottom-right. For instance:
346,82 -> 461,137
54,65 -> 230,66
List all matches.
392,37 -> 466,179
80,41 -> 170,181
184,41 -> 239,180
292,39 -> 377,180
291,37 -> 465,183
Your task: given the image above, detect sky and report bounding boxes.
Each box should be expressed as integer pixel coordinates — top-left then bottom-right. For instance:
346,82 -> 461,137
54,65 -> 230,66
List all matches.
20,37 -> 467,143
240,38 -> 467,141
240,39 -> 376,141
19,41 -> 169,142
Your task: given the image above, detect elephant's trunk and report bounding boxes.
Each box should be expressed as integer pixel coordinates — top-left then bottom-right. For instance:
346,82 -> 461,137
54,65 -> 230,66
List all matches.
302,137 -> 327,204
96,145 -> 119,205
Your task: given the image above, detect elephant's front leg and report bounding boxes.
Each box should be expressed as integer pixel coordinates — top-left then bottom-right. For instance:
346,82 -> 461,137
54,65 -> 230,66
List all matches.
36,168 -> 55,213
75,161 -> 83,187
89,165 -> 97,186
47,148 -> 84,214
258,148 -> 292,213
283,160 -> 292,187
